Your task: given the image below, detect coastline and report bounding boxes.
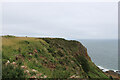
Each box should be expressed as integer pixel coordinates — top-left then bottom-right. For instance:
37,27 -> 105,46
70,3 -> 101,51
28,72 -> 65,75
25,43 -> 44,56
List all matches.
97,66 -> 119,73
97,65 -> 120,79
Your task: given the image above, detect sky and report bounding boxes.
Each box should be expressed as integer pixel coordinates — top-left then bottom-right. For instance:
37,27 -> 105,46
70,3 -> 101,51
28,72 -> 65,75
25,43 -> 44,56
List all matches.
0,0 -> 119,2
1,2 -> 118,39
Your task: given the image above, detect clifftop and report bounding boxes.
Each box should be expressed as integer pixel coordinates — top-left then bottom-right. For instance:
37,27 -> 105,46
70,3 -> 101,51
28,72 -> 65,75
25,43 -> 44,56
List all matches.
2,36 -> 108,79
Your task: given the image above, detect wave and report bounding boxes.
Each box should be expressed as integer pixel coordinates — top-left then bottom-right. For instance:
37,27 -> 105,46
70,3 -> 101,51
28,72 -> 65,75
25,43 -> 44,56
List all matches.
97,66 -> 118,72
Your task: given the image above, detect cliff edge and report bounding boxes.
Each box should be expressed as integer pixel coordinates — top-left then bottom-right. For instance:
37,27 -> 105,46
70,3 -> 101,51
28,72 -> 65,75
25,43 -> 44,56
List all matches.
2,35 -> 108,79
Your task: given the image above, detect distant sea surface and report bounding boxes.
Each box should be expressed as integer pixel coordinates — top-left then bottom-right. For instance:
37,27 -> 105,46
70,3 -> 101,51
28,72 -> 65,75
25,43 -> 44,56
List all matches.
78,39 -> 118,71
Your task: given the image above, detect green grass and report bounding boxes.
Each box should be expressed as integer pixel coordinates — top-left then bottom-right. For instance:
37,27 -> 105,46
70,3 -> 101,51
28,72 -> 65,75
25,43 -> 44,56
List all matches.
2,36 -> 109,79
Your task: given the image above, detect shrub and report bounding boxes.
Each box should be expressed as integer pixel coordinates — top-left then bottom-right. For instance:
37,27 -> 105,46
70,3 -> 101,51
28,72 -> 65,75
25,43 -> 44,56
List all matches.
30,71 -> 36,76
34,54 -> 38,59
57,50 -> 64,57
3,35 -> 16,38
80,57 -> 90,73
75,55 -> 90,73
2,64 -> 26,78
2,59 -> 7,64
48,48 -> 54,53
17,60 -> 23,65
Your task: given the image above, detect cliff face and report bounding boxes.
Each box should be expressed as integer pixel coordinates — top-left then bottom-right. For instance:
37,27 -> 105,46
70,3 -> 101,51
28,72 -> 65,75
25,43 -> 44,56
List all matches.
2,36 -> 108,79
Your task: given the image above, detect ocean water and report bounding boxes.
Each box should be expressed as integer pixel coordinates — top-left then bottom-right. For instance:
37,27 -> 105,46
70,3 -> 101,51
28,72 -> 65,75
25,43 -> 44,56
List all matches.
78,39 -> 118,71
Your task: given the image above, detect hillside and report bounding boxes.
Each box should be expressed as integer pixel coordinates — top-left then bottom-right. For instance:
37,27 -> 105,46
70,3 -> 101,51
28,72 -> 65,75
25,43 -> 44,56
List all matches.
2,35 -> 109,79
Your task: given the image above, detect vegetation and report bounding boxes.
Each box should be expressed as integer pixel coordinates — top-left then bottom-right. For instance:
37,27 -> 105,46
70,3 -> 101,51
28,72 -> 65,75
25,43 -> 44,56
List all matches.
2,35 -> 16,38
2,64 -> 26,78
2,35 -> 109,79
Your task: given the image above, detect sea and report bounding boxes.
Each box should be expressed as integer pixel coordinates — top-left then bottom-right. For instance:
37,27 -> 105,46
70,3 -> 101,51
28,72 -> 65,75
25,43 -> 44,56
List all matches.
78,39 -> 118,72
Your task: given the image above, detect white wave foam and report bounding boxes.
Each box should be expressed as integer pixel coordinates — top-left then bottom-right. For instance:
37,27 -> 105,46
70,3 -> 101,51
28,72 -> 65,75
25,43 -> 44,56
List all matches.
97,66 -> 118,72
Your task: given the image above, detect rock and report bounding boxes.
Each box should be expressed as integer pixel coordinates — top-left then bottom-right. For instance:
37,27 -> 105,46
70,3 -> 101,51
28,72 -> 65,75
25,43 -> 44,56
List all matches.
30,76 -> 36,78
105,70 -> 120,79
5,60 -> 10,65
36,73 -> 42,76
39,73 -> 42,76
28,52 -> 33,55
21,66 -> 27,69
106,70 -> 114,74
33,49 -> 38,53
70,75 -> 80,78
24,70 -> 29,74
71,61 -> 74,63
70,75 -> 76,78
32,69 -> 37,72
116,71 -> 120,74
75,76 -> 80,78
43,75 -> 47,78
11,62 -> 16,65
40,77 -> 43,78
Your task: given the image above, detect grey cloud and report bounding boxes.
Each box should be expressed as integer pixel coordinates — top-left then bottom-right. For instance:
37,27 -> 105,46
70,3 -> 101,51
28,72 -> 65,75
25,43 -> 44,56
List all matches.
2,2 -> 118,39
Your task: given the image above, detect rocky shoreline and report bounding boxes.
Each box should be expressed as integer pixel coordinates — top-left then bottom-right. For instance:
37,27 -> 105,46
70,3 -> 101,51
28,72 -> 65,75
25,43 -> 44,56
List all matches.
98,66 -> 120,79
105,70 -> 120,79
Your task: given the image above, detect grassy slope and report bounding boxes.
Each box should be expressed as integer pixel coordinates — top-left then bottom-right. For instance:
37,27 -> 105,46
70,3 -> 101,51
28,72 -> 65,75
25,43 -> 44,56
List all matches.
2,36 -> 109,79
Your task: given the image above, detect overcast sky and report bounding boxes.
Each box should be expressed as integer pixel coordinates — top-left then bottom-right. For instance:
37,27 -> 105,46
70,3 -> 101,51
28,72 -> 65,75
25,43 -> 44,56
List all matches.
2,2 -> 118,39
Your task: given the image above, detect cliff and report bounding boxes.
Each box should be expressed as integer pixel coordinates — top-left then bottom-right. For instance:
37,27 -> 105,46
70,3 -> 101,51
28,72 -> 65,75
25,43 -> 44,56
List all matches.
2,35 -> 109,79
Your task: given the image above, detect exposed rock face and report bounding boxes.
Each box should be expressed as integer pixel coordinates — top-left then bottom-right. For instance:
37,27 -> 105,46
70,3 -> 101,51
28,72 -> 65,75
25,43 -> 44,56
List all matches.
84,48 -> 91,61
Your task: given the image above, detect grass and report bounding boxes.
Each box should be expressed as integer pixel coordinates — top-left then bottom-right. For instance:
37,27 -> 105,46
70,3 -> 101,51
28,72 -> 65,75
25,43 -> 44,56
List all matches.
2,36 -> 109,79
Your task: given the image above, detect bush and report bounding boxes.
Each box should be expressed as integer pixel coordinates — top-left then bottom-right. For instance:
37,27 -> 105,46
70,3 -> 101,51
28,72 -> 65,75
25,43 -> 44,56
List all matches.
3,35 -> 16,38
48,48 -> 54,53
34,54 -> 38,59
30,71 -> 36,76
80,57 -> 90,73
2,64 -> 26,78
17,60 -> 23,65
75,55 -> 90,73
57,50 -> 64,57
